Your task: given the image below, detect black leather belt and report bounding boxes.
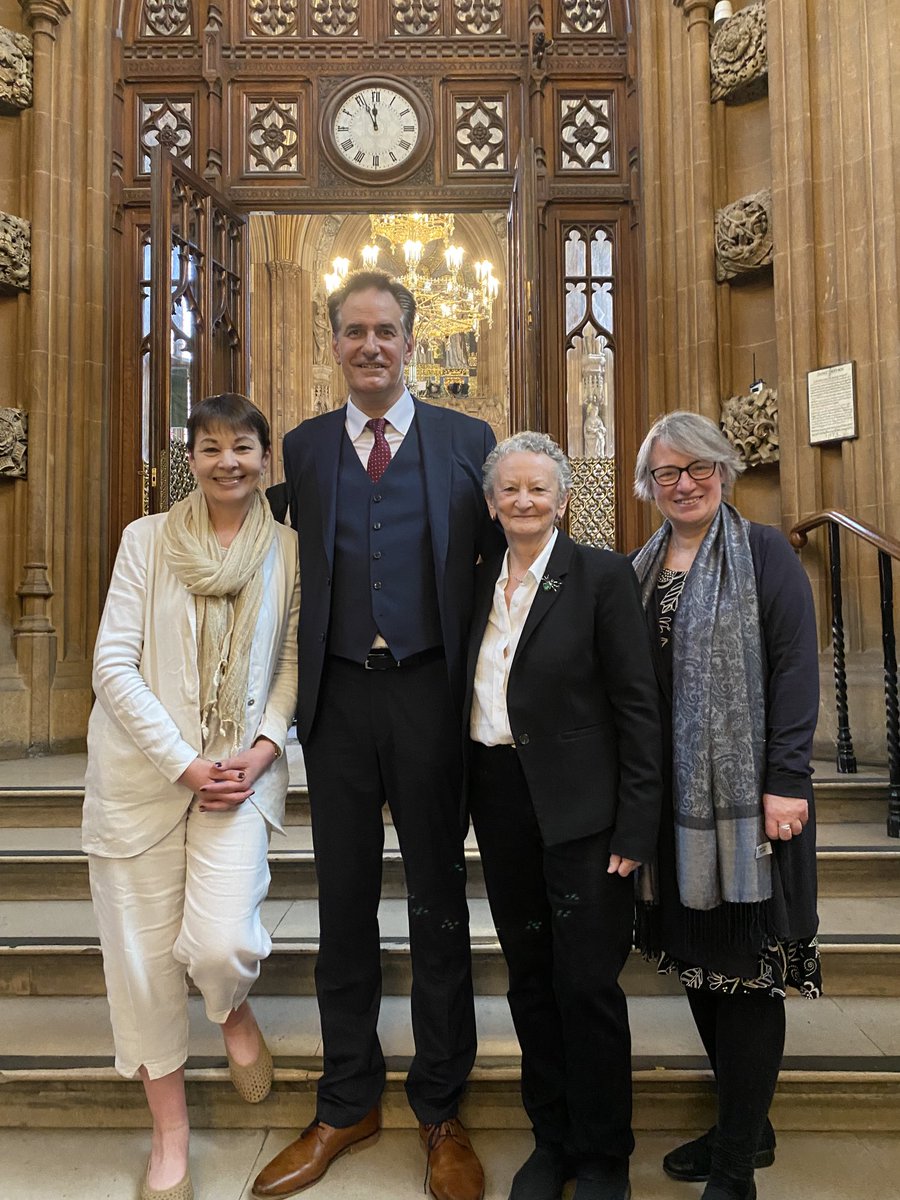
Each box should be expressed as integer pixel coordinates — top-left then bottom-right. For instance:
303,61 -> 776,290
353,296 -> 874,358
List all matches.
362,646 -> 444,671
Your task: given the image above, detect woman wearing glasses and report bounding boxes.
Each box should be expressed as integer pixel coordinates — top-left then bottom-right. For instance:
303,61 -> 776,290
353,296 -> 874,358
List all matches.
631,412 -> 820,1200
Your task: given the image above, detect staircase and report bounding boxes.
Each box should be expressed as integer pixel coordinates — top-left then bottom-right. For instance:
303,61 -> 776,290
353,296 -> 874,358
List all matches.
1,746 -> 899,1135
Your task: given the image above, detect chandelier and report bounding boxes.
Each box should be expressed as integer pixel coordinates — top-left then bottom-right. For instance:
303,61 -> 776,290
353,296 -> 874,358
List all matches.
324,213 -> 500,344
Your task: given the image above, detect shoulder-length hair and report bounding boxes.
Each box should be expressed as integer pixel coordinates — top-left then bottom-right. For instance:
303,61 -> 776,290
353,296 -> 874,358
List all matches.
633,410 -> 744,502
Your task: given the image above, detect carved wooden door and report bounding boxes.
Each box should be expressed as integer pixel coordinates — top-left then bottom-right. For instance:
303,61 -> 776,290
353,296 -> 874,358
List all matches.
507,138 -> 541,433
148,146 -> 249,512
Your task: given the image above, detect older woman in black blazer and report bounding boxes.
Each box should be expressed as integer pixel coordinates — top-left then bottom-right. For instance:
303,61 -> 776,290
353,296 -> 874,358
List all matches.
465,432 -> 662,1200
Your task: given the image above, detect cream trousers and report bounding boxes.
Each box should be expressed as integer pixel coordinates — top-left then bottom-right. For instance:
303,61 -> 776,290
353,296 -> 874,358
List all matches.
89,799 -> 272,1080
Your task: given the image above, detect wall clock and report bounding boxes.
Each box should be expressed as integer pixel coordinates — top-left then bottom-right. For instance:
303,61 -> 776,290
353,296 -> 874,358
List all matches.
321,78 -> 432,183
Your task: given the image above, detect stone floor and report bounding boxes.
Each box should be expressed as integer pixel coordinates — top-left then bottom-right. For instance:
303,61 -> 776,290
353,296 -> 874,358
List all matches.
1,1127 -> 898,1199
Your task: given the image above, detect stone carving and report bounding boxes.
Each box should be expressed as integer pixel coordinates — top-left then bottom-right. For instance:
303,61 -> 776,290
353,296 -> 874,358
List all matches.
248,0 -> 300,37
0,211 -> 30,293
0,26 -> 32,113
455,97 -> 506,171
714,188 -> 772,282
453,0 -> 503,36
141,0 -> 192,37
247,99 -> 300,173
310,0 -> 360,37
0,407 -> 27,477
721,386 -> 779,466
559,95 -> 613,171
312,296 -> 331,365
710,1 -> 767,103
568,457 -> 615,549
559,1 -> 611,35
392,0 -> 441,37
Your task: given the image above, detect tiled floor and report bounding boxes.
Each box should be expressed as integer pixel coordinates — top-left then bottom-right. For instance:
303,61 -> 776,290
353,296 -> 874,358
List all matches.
1,1128 -> 898,1199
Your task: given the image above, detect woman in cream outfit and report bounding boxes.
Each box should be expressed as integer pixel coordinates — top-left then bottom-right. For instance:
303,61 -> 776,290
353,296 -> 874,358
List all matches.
83,394 -> 300,1200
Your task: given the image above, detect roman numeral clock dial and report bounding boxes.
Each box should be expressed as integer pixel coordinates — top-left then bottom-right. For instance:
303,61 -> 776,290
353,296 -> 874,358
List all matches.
323,79 -> 430,182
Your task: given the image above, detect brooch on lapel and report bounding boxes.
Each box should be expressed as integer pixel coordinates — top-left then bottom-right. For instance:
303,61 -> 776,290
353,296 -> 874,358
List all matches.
541,574 -> 562,592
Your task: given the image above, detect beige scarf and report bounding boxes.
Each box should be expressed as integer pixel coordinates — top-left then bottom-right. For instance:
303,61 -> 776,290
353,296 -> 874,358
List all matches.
162,487 -> 275,754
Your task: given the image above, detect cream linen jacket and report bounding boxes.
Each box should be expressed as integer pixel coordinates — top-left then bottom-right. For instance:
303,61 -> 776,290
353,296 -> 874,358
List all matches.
82,513 -> 300,857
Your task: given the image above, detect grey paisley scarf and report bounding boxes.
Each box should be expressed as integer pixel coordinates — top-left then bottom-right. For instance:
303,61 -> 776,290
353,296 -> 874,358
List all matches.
632,503 -> 771,910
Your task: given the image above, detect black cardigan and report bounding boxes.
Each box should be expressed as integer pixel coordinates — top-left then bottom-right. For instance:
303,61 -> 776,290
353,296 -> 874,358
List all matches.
643,521 -> 820,976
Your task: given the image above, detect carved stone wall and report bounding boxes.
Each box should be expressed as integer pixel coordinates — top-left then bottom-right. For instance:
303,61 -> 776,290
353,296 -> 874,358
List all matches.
0,211 -> 30,293
0,24 -> 32,111
720,386 -> 778,467
0,406 -> 27,476
710,1 -> 767,103
714,187 -> 773,281
0,0 -> 113,756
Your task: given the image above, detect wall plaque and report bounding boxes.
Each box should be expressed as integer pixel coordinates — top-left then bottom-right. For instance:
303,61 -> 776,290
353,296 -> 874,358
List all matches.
807,361 -> 857,445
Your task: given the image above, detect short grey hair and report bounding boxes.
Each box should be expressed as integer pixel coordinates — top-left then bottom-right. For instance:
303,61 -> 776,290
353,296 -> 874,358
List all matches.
633,410 -> 745,502
482,431 -> 573,501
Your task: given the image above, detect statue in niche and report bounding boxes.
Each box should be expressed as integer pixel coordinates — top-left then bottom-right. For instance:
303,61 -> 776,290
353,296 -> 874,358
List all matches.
312,297 -> 330,365
583,402 -> 607,459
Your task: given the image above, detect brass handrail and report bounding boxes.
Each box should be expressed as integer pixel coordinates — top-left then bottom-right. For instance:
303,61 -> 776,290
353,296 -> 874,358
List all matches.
790,510 -> 900,837
791,509 -> 900,560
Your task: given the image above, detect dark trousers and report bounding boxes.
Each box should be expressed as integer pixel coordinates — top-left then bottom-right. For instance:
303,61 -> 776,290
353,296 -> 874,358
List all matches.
686,987 -> 785,1176
303,655 -> 476,1127
469,742 -> 635,1163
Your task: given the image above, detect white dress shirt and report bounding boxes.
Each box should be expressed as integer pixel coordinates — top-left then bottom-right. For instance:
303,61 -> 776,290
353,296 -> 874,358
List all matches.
344,390 -> 415,468
469,528 -> 559,746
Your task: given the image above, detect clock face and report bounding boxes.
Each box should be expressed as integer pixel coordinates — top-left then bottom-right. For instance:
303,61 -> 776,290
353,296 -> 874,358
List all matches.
331,85 -> 422,174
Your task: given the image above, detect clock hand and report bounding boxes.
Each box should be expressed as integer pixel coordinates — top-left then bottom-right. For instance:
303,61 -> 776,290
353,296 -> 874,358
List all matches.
371,105 -> 379,132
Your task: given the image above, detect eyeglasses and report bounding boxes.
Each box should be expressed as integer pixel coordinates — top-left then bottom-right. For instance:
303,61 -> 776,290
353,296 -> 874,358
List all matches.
649,460 -> 718,486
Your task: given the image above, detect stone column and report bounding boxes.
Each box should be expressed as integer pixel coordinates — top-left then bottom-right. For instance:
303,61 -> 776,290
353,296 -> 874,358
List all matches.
10,0 -> 113,754
13,0 -> 70,752
769,0 -> 900,758
639,0 -> 719,420
249,214 -> 308,487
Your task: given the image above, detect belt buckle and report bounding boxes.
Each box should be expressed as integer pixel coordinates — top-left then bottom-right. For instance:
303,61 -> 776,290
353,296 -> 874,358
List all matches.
364,649 -> 396,671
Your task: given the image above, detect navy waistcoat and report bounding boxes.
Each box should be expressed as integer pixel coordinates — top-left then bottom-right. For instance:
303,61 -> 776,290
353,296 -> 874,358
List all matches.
328,422 -> 443,663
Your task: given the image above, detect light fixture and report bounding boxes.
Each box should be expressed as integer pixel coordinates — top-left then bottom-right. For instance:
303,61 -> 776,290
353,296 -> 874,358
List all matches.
323,213 -> 501,344
713,1 -> 733,27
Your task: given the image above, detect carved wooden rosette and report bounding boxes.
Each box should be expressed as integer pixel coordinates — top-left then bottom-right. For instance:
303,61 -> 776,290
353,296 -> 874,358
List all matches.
710,1 -> 767,103
0,407 -> 27,477
0,211 -> 31,294
714,187 -> 772,282
720,386 -> 779,467
0,25 -> 33,112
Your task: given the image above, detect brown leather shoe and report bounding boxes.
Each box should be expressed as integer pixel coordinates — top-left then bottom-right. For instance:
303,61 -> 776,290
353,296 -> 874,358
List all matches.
252,1107 -> 380,1197
419,1119 -> 485,1200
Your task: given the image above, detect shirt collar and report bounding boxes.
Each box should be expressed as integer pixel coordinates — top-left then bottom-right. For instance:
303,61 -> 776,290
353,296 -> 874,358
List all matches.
497,527 -> 559,586
345,391 -> 415,441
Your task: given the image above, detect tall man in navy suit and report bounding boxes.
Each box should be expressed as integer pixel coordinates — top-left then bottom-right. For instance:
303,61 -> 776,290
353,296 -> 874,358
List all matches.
253,271 -> 499,1200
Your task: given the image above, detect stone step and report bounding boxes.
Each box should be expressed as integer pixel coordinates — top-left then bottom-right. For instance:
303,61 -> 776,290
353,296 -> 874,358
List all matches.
3,822 -> 898,901
0,749 -> 893,827
1,994 -> 898,1132
3,896 -> 899,998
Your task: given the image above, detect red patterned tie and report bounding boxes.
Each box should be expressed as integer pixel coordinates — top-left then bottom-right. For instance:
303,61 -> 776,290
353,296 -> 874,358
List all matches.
365,417 -> 391,482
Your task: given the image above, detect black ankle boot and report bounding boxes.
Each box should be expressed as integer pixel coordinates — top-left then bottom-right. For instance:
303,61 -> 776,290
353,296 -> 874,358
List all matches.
700,1140 -> 757,1200
663,1122 -> 776,1182
508,1143 -> 567,1200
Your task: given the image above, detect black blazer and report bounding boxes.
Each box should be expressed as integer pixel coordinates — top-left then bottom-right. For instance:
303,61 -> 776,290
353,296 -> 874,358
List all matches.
284,398 -> 500,743
465,530 -> 663,862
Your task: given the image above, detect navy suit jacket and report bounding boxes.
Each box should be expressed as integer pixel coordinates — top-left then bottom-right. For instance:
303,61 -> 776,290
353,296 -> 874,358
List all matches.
284,398 -> 500,743
464,530 -> 663,861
